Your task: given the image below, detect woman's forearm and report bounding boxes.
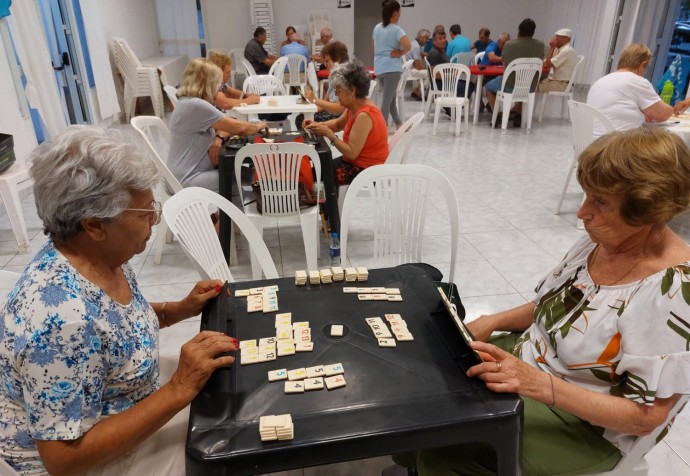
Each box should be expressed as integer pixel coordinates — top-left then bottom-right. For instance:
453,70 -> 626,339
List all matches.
36,383 -> 189,476
491,302 -> 536,332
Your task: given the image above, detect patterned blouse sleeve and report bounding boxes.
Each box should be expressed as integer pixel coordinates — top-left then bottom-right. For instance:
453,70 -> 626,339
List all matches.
616,265 -> 690,404
18,287 -> 109,440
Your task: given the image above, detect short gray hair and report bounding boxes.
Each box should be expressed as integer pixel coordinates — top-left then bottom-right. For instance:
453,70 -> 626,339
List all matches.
416,29 -> 430,40
30,125 -> 160,241
329,60 -> 371,99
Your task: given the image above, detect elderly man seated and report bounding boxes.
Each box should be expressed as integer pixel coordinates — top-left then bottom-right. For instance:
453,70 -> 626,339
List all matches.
312,27 -> 335,70
404,28 -> 431,100
537,28 -> 579,93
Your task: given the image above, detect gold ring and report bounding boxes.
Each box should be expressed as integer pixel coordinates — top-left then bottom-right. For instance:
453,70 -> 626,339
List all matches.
495,361 -> 502,372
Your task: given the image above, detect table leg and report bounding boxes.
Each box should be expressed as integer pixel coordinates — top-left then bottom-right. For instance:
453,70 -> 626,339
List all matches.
493,410 -> 523,476
473,75 -> 484,125
219,155 -> 234,263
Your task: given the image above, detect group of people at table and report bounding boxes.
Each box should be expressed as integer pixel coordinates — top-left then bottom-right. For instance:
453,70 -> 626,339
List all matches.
2,1 -> 690,475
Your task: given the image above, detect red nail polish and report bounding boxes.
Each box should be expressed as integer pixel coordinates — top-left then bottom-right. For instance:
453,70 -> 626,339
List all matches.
215,285 -> 223,293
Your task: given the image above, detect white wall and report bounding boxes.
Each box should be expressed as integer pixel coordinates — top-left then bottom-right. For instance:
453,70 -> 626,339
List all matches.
204,0 -> 354,57
98,0 -> 161,59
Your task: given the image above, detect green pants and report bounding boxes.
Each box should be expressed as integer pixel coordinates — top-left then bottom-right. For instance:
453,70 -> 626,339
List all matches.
393,333 -> 622,476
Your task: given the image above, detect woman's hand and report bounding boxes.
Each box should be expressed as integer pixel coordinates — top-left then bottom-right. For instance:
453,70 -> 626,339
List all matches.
175,280 -> 224,320
466,341 -> 550,401
168,331 -> 237,405
466,315 -> 498,342
208,137 -> 222,168
246,93 -> 260,105
302,118 -> 314,130
305,86 -> 316,103
305,121 -> 334,139
674,98 -> 690,116
254,121 -> 269,135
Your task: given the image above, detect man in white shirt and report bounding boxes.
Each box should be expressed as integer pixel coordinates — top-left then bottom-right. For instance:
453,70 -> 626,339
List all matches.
537,28 -> 579,93
404,28 -> 431,100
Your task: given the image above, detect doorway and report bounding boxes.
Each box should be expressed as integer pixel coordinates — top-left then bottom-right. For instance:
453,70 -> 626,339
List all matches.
353,0 -> 379,65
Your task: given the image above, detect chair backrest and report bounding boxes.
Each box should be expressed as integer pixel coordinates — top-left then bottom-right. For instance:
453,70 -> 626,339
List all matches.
450,52 -> 475,66
307,62 -> 319,92
284,54 -> 308,87
433,63 -> 471,98
424,58 -> 437,93
243,75 -> 286,96
269,55 -> 289,78
500,57 -> 543,100
368,79 -> 378,99
111,37 -> 144,84
595,395 -> 689,475
163,187 -> 279,281
240,57 -> 257,77
388,112 -> 424,164
396,59 -> 415,95
473,51 -> 485,66
562,55 -> 585,94
229,48 -> 245,73
234,143 -> 322,217
341,164 -> 459,283
130,116 -> 183,195
163,85 -> 179,107
567,100 -> 614,158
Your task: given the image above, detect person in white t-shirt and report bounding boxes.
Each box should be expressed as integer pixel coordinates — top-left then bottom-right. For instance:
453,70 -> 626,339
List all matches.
587,43 -> 672,137
537,28 -> 579,93
403,28 -> 430,100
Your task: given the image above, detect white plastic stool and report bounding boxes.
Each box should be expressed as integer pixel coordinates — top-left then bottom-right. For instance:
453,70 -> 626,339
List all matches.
0,163 -> 34,254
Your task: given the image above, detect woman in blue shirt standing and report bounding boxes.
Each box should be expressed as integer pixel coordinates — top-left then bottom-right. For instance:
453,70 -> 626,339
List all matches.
372,1 -> 411,130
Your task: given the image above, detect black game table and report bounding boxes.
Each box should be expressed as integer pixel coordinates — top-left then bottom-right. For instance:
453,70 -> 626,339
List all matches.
218,134 -> 336,262
186,266 -> 523,475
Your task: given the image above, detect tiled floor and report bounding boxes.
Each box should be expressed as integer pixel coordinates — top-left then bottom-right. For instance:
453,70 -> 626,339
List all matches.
3,98 -> 690,475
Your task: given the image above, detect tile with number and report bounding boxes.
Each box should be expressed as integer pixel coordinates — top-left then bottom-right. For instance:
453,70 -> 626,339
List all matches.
295,341 -> 313,352
324,375 -> 347,390
268,369 -> 288,382
325,363 -> 344,376
284,381 -> 305,393
378,338 -> 397,347
305,377 -> 325,391
287,368 -> 308,380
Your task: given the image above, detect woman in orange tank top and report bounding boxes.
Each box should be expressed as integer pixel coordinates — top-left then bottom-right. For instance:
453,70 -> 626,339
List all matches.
304,60 -> 389,185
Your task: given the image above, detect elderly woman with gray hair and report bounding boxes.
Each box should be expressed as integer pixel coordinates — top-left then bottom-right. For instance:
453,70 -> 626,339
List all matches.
305,60 -> 389,185
0,126 -> 237,475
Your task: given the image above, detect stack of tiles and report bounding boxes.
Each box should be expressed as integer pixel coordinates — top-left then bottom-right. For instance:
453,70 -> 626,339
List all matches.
356,266 -> 369,281
319,268 -> 333,284
276,313 -> 296,356
262,287 -> 279,313
331,266 -> 344,281
292,321 -> 313,351
259,414 -> 294,441
345,267 -> 358,282
274,363 -> 347,393
238,285 -> 280,313
309,270 -> 321,285
239,339 -> 259,365
295,270 -> 308,286
385,313 -> 414,341
345,287 -> 403,302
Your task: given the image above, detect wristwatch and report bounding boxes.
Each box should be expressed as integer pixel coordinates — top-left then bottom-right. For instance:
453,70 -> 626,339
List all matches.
215,134 -> 226,143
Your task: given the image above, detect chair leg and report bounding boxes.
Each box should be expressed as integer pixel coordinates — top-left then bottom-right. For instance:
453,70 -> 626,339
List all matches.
526,95 -> 535,134
538,93 -> 548,123
299,212 -> 318,270
0,179 -> 30,253
555,156 -> 578,215
500,96 -> 511,134
230,223 -> 239,266
464,102 -> 469,131
454,106 -> 461,137
433,102 -> 442,135
248,217 -> 264,280
491,97 -> 500,128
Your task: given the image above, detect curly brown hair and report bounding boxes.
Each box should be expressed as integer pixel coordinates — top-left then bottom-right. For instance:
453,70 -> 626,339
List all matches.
577,127 -> 690,226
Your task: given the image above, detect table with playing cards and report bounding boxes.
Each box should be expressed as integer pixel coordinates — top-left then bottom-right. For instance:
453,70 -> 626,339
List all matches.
186,266 -> 523,476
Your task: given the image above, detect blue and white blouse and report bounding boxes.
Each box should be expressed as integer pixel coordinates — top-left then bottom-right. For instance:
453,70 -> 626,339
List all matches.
0,240 -> 160,474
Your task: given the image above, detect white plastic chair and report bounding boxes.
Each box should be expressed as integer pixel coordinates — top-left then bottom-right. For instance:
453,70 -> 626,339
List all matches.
235,143 -> 321,276
450,52 -> 475,66
423,58 -> 442,119
0,457 -> 20,476
284,54 -> 309,93
130,116 -> 181,265
472,51 -> 485,66
340,164 -> 460,283
491,57 -> 543,134
229,48 -> 246,89
368,79 -> 378,101
388,112 -> 425,164
584,395 -> 689,476
538,55 -> 585,122
555,101 -> 614,215
269,56 -> 289,78
395,59 -> 415,122
307,10 -> 331,56
111,37 -> 165,120
307,62 -> 319,93
163,187 -> 279,281
0,164 -> 34,254
163,85 -> 178,108
432,63 -> 471,136
243,75 -> 287,96
240,57 -> 257,78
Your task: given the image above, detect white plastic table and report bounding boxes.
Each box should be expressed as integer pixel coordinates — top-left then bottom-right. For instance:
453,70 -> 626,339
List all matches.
233,95 -> 317,122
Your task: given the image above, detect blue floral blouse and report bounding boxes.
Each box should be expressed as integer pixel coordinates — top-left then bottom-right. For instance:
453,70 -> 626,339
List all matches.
0,240 -> 160,474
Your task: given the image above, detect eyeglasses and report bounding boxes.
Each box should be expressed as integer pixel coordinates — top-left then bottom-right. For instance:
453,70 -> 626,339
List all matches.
124,201 -> 162,224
